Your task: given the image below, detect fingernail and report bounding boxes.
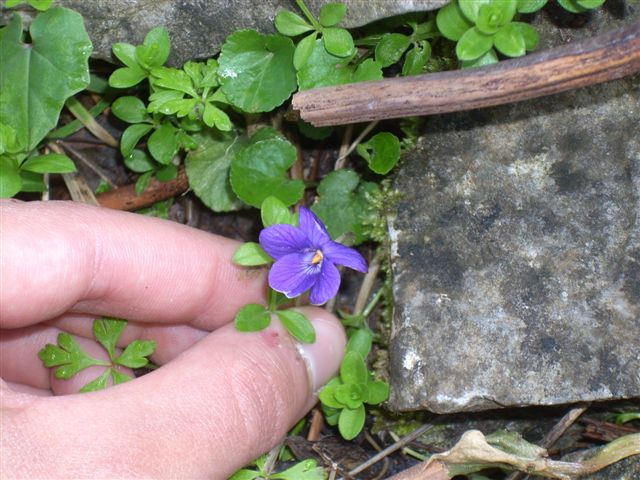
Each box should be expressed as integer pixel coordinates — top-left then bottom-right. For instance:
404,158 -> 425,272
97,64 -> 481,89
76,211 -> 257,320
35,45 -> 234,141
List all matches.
294,310 -> 346,394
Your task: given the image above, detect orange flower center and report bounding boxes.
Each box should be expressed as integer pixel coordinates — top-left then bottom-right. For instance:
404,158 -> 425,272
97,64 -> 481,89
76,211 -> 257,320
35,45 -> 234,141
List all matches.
311,250 -> 324,265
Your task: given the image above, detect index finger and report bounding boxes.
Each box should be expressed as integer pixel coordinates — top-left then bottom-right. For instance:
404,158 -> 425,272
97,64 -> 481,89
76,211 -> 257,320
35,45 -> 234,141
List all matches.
0,200 -> 267,330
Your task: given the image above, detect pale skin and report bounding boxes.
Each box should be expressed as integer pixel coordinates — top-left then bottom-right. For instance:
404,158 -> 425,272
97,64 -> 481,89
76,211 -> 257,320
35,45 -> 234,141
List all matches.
0,200 -> 346,479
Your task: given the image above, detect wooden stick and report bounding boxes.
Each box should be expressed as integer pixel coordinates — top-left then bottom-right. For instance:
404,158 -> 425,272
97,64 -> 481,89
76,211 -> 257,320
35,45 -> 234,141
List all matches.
96,167 -> 189,211
292,22 -> 640,127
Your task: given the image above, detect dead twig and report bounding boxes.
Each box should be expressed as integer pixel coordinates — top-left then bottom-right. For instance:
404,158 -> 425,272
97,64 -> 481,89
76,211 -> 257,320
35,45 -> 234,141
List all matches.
293,22 -> 640,126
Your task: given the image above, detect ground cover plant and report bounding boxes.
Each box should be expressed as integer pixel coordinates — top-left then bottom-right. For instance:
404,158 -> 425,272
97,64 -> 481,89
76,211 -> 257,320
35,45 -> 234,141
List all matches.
1,0 -> 637,478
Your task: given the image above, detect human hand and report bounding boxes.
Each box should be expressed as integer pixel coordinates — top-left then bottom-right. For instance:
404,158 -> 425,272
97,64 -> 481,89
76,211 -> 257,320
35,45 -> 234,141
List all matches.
0,200 -> 346,479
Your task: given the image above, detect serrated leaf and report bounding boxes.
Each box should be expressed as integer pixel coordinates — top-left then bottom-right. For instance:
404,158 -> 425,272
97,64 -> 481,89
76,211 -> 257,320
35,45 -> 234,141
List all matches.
375,33 -> 411,68
338,404 -> 365,440
111,96 -> 149,124
115,340 -> 156,368
346,328 -> 373,359
148,123 -> 178,164
0,8 -> 91,153
436,0 -> 473,41
235,304 -> 271,332
111,369 -> 133,385
233,242 -> 273,266
456,26 -> 493,61
20,154 -> 75,174
261,196 -> 296,227
38,332 -> 108,379
340,350 -> 368,385
275,10 -> 314,36
322,27 -> 355,57
203,102 -> 232,131
356,131 -> 401,175
92,317 -> 127,360
276,310 -> 316,344
311,169 -> 378,245
150,66 -> 197,96
319,3 -> 347,27
218,30 -> 296,113
185,130 -> 246,212
230,137 -> 304,208
297,39 -> 355,90
79,369 -> 111,392
120,123 -> 153,157
293,31 -> 317,70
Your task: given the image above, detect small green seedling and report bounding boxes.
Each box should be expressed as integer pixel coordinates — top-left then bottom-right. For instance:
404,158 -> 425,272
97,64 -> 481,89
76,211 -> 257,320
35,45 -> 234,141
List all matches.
38,317 -> 156,392
229,453 -> 326,480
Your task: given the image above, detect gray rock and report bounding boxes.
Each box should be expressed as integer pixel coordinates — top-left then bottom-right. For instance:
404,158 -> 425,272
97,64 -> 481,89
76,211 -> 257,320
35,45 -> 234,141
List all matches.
3,0 -> 447,66
388,9 -> 640,412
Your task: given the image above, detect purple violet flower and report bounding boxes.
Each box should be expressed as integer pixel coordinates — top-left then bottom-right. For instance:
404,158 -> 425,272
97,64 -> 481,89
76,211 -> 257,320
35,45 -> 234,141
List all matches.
259,207 -> 368,305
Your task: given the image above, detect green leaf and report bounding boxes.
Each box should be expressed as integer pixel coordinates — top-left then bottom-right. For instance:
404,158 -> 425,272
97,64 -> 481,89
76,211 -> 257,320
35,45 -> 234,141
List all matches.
235,303 -> 272,332
346,328 -> 373,359
319,3 -> 347,27
20,153 -> 76,174
232,242 -> 273,266
0,8 -> 91,153
79,369 -> 111,393
459,0 -> 507,23
460,47 -> 498,68
203,102 -> 232,131
261,196 -> 297,226
494,23 -> 526,57
476,2 -> 516,35
436,0 -> 473,41
334,383 -> 365,409
365,380 -> 389,405
135,171 -> 153,195
111,96 -> 149,124
319,381 -> 345,409
0,157 -> 22,198
230,137 -> 304,208
352,59 -> 383,83
229,470 -> 262,480
272,459 -> 326,480
576,0 -> 605,8
512,22 -> 539,51
293,31 -> 318,70
185,130 -> 246,212
456,26 -> 493,61
115,339 -> 157,368
375,33 -> 411,68
558,0 -> 602,12
311,169 -> 378,245
148,123 -> 178,164
340,351 -> 368,385
338,404 -> 365,440
18,169 -> 45,192
108,66 -> 147,89
38,332 -> 109,379
156,163 -> 177,182
136,26 -> 171,69
275,10 -> 314,36
297,39 -> 355,90
276,310 -> 316,344
150,66 -> 197,96
218,30 -> 296,113
148,91 -> 192,116
111,369 -> 133,385
516,0 -> 548,13
92,317 -> 127,360
112,43 -> 140,69
120,123 -> 153,157
614,412 -> 640,424
402,40 -> 431,77
322,27 -> 355,57
356,132 -> 401,175
297,120 -> 332,140
124,149 -> 156,173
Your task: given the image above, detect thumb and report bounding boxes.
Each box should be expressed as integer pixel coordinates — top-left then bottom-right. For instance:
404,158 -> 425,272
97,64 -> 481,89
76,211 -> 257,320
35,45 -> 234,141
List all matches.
1,308 -> 345,479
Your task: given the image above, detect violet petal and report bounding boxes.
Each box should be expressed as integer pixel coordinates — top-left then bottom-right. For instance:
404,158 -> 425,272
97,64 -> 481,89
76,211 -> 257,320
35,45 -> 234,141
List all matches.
322,241 -> 368,273
269,252 -> 320,298
309,260 -> 341,305
259,224 -> 311,260
299,207 -> 331,247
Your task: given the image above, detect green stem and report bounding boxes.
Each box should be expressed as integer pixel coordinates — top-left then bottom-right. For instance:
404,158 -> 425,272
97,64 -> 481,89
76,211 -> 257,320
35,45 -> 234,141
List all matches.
362,288 -> 384,318
295,0 -> 322,31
